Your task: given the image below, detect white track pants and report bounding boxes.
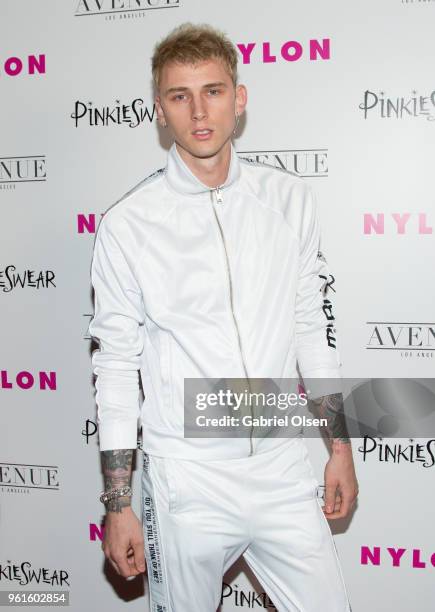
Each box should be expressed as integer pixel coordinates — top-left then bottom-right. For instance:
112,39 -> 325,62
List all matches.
141,437 -> 352,612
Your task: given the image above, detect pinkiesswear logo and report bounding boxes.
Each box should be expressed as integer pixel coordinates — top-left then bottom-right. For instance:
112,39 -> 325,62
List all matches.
0,560 -> 69,586
238,149 -> 328,177
359,435 -> 435,468
0,266 -> 55,292
359,89 -> 435,121
221,582 -> 277,609
70,99 -> 156,127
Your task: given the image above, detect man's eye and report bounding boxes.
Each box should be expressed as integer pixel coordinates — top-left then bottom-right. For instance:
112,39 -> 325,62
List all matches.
209,89 -> 219,95
173,94 -> 185,101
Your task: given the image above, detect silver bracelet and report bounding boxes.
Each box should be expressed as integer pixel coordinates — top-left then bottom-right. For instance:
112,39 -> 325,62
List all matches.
99,485 -> 132,505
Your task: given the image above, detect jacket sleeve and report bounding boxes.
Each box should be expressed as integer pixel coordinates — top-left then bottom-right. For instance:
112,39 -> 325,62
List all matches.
295,184 -> 343,400
88,215 -> 145,451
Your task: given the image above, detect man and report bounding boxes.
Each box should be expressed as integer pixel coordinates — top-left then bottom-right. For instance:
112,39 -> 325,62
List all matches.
89,22 -> 358,612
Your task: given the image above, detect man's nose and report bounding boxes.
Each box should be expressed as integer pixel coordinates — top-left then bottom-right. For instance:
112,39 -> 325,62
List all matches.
191,96 -> 207,121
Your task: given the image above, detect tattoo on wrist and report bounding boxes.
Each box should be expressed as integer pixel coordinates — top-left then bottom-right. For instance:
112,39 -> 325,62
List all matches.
312,392 -> 351,444
106,495 -> 132,513
101,449 -> 133,514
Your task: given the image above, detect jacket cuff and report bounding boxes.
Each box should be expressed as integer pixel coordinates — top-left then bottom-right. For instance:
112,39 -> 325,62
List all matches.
300,369 -> 343,400
98,419 -> 139,451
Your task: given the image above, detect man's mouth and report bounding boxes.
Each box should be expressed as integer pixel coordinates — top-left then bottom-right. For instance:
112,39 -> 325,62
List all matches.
192,129 -> 213,140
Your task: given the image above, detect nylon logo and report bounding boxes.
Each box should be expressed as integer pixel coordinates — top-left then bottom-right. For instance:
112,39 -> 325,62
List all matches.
89,523 -> 105,541
361,546 -> 435,569
77,213 -> 105,234
236,39 -> 330,64
1,54 -> 45,77
363,213 -> 433,234
0,371 -> 56,390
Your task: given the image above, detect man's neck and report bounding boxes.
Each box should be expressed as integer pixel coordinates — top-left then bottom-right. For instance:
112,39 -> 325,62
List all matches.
175,140 -> 232,188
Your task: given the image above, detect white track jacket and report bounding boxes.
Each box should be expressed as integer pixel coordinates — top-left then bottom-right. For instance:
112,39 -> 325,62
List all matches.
89,142 -> 342,459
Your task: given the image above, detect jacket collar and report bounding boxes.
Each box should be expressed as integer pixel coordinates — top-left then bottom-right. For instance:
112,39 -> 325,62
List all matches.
165,141 -> 241,196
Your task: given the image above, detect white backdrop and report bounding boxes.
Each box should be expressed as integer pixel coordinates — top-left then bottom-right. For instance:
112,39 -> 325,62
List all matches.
1,1 -> 435,610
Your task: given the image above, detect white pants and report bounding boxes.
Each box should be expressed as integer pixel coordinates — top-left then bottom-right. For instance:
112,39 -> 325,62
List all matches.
141,437 -> 352,612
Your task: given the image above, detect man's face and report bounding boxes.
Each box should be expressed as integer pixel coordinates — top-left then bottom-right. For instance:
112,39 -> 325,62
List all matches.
155,58 -> 247,160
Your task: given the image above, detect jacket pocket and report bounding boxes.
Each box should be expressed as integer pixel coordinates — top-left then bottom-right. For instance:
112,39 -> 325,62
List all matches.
157,332 -> 174,428
162,457 -> 178,514
159,332 -> 172,385
163,457 -> 178,514
143,453 -> 178,514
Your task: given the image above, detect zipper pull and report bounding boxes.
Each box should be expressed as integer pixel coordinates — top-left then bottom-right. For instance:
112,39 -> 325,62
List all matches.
215,186 -> 223,204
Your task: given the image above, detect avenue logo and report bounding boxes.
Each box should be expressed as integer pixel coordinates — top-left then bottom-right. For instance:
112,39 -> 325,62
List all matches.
0,463 -> 59,491
0,155 -> 46,187
366,322 -> 434,358
238,149 -> 328,178
74,0 -> 180,17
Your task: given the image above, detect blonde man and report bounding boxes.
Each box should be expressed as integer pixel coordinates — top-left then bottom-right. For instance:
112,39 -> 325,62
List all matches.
90,22 -> 358,612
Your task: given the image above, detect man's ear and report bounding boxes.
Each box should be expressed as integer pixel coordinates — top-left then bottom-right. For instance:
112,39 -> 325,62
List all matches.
155,96 -> 167,128
235,84 -> 248,117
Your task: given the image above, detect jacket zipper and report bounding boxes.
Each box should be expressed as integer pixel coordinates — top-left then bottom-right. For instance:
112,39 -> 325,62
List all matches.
210,185 -> 254,457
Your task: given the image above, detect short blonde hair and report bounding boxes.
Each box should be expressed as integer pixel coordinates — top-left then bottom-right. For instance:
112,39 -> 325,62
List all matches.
152,22 -> 238,90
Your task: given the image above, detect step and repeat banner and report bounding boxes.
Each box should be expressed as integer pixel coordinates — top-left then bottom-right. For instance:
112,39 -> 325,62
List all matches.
1,1 -> 434,610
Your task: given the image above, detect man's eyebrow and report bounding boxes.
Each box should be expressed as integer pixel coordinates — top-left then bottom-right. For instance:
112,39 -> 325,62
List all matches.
164,81 -> 228,95
202,81 -> 228,89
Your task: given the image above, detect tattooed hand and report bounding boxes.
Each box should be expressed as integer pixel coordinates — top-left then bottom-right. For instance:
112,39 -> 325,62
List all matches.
311,393 -> 359,519
101,449 -> 146,578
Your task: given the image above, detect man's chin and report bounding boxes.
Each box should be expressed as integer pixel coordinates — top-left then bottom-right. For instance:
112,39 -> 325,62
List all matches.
192,148 -> 221,159
177,137 -> 230,160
